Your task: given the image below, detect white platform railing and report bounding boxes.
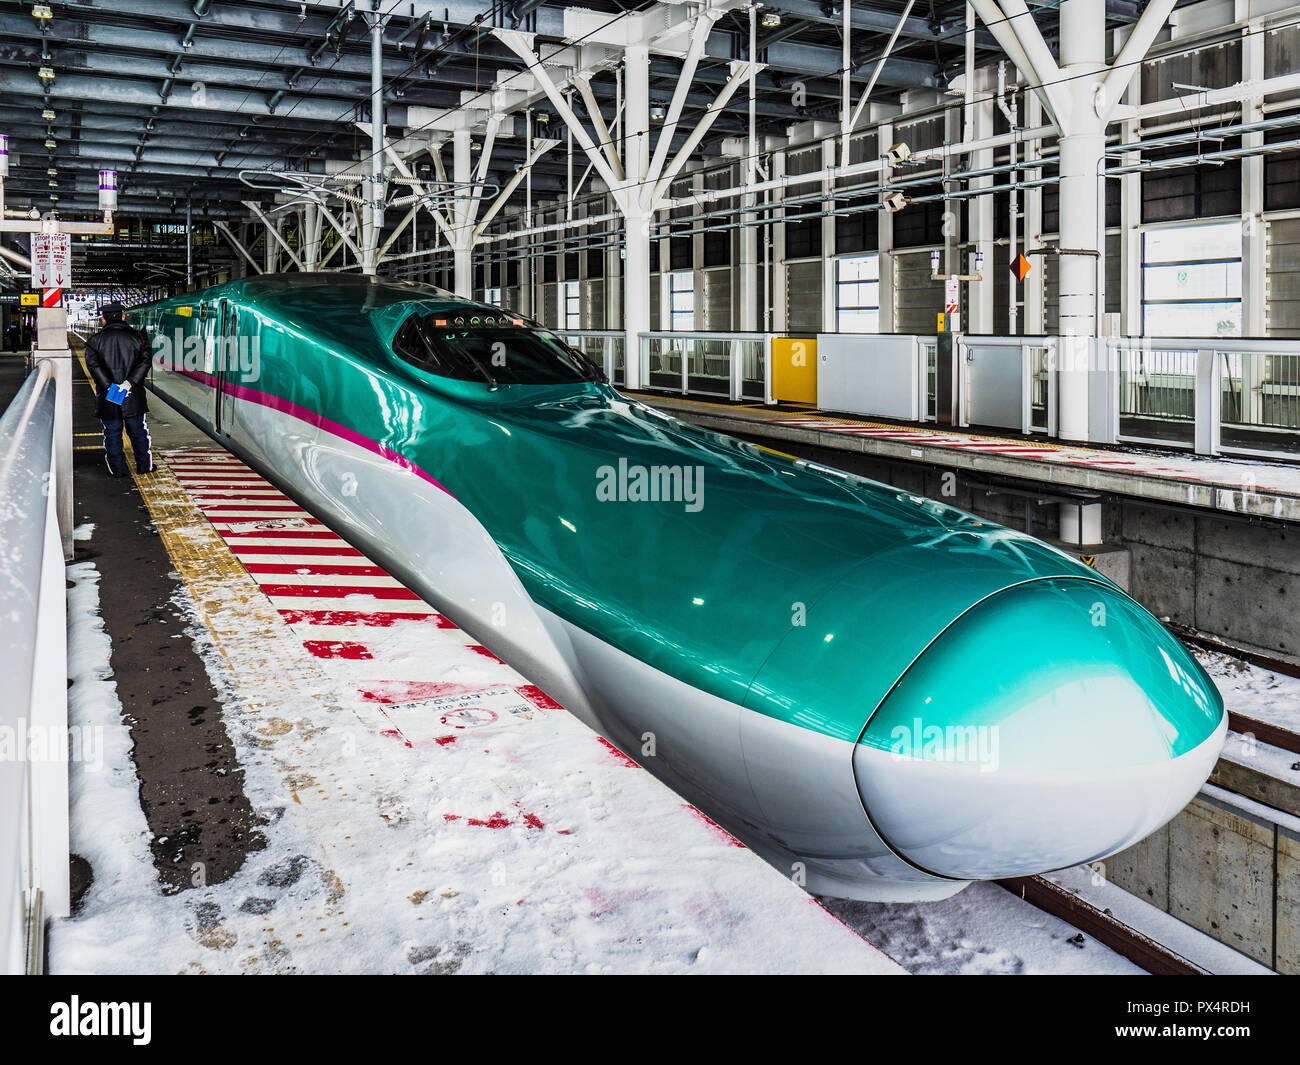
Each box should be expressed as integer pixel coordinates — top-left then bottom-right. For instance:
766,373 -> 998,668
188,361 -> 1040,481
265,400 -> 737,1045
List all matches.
619,329 -> 1300,463
555,330 -> 626,387
1108,337 -> 1300,459
636,332 -> 773,403
0,360 -> 70,975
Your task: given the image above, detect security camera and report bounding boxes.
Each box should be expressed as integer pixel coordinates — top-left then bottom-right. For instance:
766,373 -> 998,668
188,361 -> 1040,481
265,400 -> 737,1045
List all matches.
885,142 -> 911,164
884,191 -> 910,212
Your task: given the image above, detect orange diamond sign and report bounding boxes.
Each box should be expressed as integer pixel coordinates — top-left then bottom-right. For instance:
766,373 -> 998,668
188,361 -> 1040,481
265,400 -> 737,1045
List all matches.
1012,253 -> 1032,282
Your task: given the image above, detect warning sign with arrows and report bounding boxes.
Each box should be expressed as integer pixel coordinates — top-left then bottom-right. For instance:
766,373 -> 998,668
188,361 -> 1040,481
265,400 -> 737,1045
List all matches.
30,233 -> 72,289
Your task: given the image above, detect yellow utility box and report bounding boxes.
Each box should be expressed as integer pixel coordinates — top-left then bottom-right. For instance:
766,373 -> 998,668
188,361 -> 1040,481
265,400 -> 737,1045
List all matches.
772,337 -> 818,404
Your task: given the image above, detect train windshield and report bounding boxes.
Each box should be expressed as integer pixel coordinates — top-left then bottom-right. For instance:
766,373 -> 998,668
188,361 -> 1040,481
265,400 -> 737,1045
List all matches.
394,312 -> 605,387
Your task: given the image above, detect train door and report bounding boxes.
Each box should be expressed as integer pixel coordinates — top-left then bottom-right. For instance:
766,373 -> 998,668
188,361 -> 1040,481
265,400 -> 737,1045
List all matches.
214,300 -> 238,435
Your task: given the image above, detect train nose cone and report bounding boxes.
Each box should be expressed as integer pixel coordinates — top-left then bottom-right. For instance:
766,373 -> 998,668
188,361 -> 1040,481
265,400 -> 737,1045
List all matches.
853,578 -> 1226,881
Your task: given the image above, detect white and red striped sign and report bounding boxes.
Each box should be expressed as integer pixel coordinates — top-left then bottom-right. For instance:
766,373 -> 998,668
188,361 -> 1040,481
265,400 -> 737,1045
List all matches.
41,287 -> 62,308
30,232 -> 71,288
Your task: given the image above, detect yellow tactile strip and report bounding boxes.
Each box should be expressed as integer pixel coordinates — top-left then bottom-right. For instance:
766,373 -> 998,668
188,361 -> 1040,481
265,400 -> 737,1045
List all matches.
127,453 -> 359,954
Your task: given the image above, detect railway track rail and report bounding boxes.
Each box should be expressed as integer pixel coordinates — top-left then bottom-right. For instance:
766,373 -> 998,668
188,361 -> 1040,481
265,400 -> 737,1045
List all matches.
996,876 -> 1210,976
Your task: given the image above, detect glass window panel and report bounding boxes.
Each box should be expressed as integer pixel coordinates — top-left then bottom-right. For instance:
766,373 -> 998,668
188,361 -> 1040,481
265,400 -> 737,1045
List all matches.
839,281 -> 880,308
1143,221 -> 1242,264
1144,262 -> 1242,301
1143,302 -> 1242,338
838,309 -> 880,333
837,254 -> 880,282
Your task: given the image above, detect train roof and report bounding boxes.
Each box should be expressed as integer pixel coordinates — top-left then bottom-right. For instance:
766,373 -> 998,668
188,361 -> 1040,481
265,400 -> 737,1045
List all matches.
138,273 -> 469,313
131,273 -> 506,356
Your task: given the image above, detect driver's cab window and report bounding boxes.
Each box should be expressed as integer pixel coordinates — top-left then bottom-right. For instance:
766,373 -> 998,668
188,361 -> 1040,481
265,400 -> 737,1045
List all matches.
393,310 -> 605,386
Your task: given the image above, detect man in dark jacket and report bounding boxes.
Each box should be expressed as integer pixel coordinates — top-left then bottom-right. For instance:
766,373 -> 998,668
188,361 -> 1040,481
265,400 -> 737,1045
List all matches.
85,301 -> 154,476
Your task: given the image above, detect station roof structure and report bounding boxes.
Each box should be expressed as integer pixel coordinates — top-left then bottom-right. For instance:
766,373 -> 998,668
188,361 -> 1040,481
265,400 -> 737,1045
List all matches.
0,0 -> 1155,220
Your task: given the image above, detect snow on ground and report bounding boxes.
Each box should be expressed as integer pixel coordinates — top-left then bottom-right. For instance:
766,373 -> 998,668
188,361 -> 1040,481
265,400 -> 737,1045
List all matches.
53,542 -> 900,975
1047,867 -> 1272,975
1192,646 -> 1300,734
821,882 -> 1145,975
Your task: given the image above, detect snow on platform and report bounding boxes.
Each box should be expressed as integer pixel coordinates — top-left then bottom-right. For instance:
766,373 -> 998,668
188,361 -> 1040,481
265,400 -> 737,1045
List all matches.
52,449 -> 903,975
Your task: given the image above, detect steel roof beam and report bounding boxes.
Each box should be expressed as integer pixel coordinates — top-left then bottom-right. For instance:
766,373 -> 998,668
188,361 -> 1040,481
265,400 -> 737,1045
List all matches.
0,103 -> 351,139
0,51 -> 454,108
29,0 -> 568,42
0,123 -> 300,159
0,14 -> 515,91
703,37 -> 942,87
0,70 -> 410,124
765,0 -> 998,47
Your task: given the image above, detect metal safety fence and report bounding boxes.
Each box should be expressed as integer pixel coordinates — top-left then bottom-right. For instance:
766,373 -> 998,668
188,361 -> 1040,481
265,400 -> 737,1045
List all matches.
636,332 -> 771,402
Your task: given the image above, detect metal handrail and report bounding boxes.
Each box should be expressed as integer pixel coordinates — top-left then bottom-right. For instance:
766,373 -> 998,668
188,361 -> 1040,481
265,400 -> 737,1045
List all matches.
607,328 -> 1300,463
1109,336 -> 1300,457
556,329 -> 627,385
637,331 -> 774,402
0,360 -> 69,974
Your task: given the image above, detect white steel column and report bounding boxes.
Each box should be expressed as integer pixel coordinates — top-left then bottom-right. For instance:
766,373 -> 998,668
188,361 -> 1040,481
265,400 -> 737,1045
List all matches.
772,150 -> 788,333
606,191 -> 623,331
877,118 -> 896,333
623,42 -> 651,388
739,175 -> 759,331
821,138 -> 836,333
969,66 -> 996,333
1119,51 -> 1142,337
1023,91 -> 1045,334
738,3 -> 759,333
264,216 -> 277,273
452,127 -> 474,296
1055,0 -> 1107,440
303,203 -> 320,271
1242,19 -> 1266,337
368,5 -> 386,275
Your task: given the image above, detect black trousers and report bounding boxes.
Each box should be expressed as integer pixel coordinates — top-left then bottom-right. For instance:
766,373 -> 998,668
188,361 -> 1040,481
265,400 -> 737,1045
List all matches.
101,413 -> 153,476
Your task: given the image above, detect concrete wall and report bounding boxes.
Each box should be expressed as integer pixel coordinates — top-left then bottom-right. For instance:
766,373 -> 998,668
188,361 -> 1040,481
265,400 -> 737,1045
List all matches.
1119,506 -> 1300,665
1107,796 -> 1299,974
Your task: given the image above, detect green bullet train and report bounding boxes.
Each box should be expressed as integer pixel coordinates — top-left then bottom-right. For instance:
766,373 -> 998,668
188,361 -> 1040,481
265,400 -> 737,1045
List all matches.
132,274 -> 1226,902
